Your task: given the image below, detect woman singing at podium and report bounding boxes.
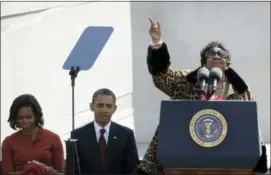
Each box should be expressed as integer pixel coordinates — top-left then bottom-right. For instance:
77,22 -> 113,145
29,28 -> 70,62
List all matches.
134,17 -> 268,175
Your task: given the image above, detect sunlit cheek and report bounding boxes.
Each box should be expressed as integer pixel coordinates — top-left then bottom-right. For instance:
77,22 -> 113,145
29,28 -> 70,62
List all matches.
17,120 -> 23,127
109,109 -> 115,115
94,108 -> 100,114
29,118 -> 36,125
219,60 -> 227,70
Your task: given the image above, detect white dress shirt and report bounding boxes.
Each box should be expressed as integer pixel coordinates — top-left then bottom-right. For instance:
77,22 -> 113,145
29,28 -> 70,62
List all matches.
150,39 -> 163,46
94,120 -> 111,144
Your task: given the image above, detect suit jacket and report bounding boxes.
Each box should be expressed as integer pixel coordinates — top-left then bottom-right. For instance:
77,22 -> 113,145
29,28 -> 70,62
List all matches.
71,121 -> 139,174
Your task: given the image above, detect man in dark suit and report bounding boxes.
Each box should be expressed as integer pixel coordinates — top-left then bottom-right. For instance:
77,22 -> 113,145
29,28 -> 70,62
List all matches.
71,88 -> 140,174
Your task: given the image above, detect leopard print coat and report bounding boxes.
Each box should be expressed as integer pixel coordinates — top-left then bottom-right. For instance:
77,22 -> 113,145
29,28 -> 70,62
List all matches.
137,43 -> 254,175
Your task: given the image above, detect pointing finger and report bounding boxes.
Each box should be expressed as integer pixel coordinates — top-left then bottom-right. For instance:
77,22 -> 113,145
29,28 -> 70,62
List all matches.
149,17 -> 155,25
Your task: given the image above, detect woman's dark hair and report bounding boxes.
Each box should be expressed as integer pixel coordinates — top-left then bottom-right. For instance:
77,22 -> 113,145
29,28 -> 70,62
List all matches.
8,94 -> 44,130
200,41 -> 231,66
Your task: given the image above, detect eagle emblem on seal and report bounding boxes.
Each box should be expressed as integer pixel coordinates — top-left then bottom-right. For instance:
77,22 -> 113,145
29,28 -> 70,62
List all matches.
189,109 -> 228,147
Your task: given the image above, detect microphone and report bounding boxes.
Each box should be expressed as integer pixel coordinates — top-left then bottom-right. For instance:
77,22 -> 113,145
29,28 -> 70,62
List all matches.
208,67 -> 223,94
197,67 -> 210,93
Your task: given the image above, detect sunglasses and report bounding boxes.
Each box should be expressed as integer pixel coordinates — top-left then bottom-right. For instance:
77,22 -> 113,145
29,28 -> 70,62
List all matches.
204,48 -> 228,59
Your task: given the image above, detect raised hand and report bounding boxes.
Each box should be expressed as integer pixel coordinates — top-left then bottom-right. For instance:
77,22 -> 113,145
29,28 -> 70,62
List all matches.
149,17 -> 161,43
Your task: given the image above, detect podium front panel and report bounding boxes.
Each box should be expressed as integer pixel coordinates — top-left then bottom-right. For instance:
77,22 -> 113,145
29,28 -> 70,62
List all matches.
157,100 -> 261,169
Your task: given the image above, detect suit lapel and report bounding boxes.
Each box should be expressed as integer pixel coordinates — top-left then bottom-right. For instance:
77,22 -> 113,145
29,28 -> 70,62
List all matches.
105,122 -> 118,161
87,122 -> 101,167
88,122 -> 99,146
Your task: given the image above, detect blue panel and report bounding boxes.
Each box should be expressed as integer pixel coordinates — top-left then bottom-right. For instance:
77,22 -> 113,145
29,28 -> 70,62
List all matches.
63,26 -> 114,70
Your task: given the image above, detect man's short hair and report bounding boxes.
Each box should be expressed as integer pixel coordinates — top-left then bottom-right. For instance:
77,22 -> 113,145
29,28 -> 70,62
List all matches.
92,88 -> 116,104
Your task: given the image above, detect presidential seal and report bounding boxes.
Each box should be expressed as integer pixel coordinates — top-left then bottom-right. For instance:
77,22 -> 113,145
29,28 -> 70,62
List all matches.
189,109 -> 227,148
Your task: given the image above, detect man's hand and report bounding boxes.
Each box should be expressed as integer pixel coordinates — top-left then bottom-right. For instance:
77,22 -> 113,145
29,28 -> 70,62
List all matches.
149,17 -> 161,43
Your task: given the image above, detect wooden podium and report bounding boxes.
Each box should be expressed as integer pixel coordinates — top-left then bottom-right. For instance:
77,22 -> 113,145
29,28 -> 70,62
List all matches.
157,100 -> 261,175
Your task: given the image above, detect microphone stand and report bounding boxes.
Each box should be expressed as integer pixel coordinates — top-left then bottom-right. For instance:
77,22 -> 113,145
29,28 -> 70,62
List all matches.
65,66 -> 81,175
207,77 -> 219,100
206,89 -> 215,100
200,80 -> 214,100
